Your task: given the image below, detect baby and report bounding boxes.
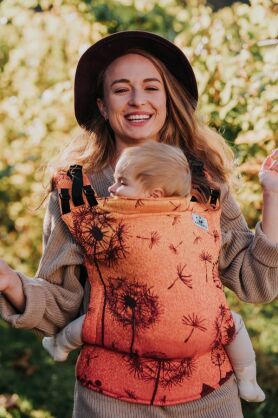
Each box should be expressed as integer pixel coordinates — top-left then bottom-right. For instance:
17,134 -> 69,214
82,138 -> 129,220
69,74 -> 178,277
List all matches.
43,141 -> 265,403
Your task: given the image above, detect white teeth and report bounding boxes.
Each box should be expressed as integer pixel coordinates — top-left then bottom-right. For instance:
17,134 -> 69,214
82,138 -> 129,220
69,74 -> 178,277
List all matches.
126,115 -> 151,121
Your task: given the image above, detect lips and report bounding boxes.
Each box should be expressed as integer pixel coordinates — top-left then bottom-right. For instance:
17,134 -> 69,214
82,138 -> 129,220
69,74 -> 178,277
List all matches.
125,112 -> 152,122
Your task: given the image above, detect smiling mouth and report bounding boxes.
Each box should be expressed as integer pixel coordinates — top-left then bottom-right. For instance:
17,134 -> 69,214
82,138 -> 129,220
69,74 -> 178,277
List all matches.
125,114 -> 152,122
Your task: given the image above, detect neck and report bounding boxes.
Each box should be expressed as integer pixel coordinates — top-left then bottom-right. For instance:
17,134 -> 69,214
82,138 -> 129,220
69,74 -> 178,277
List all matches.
110,138 -> 133,170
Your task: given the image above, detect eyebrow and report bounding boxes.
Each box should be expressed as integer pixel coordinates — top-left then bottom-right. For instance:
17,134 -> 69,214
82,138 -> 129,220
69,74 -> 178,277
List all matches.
111,78 -> 162,87
118,175 -> 128,182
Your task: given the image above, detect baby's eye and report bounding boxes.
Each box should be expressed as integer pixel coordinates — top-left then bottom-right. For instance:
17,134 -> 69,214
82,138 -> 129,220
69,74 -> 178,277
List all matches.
120,180 -> 127,186
145,86 -> 159,91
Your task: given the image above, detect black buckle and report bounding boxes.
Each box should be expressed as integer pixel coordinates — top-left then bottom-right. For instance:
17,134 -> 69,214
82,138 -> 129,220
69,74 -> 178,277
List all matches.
67,164 -> 82,179
83,185 -> 98,206
210,189 -> 220,207
67,165 -> 84,207
59,188 -> 71,214
59,188 -> 70,200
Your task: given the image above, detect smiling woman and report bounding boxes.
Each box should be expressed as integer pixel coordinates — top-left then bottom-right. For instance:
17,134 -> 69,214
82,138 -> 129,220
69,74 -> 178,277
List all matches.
96,53 -> 167,149
0,30 -> 277,418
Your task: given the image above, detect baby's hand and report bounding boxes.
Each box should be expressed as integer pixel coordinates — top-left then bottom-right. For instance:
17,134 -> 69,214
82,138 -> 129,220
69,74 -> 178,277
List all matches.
259,149 -> 278,193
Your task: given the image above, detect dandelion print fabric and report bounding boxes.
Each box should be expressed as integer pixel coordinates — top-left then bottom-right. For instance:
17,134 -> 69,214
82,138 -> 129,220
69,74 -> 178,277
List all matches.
55,172 -> 235,406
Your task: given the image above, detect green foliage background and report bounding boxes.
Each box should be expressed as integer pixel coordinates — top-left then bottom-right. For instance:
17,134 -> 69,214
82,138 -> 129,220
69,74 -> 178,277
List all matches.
0,0 -> 277,417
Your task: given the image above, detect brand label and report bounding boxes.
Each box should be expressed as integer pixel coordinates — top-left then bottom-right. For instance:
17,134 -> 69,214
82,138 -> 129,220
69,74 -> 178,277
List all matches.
192,213 -> 209,231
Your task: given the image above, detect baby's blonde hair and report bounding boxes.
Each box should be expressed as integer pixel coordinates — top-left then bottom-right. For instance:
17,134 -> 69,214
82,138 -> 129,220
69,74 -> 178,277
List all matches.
115,141 -> 191,197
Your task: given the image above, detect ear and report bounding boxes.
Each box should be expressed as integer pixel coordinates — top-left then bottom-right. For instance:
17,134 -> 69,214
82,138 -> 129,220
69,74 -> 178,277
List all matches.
97,98 -> 108,120
150,188 -> 165,198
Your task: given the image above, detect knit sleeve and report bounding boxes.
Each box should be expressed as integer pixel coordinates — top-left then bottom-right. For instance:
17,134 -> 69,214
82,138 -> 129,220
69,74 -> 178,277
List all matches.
0,190 -> 84,336
219,187 -> 278,303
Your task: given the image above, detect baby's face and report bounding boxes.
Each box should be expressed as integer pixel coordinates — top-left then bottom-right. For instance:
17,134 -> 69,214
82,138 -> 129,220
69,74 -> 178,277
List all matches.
108,172 -> 150,198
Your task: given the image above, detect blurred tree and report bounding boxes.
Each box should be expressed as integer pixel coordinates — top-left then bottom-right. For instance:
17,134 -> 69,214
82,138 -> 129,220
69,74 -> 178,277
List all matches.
208,0 -> 250,10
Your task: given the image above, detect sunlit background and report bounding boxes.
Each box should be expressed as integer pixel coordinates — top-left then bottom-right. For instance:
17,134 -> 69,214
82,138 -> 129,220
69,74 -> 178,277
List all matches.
0,1 -> 277,417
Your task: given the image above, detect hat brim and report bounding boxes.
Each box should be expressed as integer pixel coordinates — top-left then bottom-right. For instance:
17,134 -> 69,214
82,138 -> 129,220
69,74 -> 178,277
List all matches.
74,31 -> 198,129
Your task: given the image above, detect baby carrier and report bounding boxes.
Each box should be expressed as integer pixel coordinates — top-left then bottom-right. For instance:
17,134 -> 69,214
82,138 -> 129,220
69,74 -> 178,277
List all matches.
54,165 -> 235,406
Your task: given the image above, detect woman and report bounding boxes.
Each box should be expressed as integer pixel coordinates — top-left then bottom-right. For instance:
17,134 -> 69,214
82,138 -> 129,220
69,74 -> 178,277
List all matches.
0,31 -> 277,418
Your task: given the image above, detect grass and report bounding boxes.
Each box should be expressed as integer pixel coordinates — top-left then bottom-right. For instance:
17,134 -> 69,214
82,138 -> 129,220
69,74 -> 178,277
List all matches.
0,295 -> 277,417
0,320 -> 77,418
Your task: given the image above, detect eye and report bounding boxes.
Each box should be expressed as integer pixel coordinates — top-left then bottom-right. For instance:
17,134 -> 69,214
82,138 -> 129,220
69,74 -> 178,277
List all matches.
145,86 -> 159,91
120,180 -> 127,186
114,88 -> 129,94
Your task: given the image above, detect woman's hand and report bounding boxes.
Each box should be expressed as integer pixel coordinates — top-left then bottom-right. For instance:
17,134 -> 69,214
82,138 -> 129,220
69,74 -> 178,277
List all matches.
259,149 -> 278,193
259,149 -> 278,244
0,259 -> 26,311
0,259 -> 17,291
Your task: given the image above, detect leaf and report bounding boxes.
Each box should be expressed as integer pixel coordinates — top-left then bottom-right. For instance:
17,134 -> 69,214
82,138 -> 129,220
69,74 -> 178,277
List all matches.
12,348 -> 38,376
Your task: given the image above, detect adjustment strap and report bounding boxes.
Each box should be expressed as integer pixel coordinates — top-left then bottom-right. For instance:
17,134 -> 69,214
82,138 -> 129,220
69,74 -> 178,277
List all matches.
210,189 -> 220,207
68,165 -> 84,207
59,188 -> 71,214
83,185 -> 98,207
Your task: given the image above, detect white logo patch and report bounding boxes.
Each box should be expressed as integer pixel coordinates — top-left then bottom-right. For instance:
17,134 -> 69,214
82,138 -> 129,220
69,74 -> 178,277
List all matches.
192,213 -> 209,231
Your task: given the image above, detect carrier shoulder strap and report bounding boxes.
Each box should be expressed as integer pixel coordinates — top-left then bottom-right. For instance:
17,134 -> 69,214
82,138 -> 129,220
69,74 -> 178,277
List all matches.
53,166 -> 98,215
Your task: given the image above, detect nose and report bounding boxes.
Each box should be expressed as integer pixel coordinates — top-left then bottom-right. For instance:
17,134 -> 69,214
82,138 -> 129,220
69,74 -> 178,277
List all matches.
129,88 -> 146,106
108,183 -> 117,194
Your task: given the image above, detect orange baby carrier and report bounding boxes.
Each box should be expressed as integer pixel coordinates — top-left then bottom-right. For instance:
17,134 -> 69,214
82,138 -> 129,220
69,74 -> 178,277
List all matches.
54,165 -> 235,406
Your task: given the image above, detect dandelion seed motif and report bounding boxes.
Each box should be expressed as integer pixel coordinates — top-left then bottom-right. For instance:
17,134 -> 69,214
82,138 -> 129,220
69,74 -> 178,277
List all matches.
135,199 -> 145,208
136,231 -> 160,249
193,232 -> 202,244
211,305 -> 235,381
71,206 -> 113,260
214,305 -> 235,345
169,241 -> 183,254
212,257 -> 223,290
82,378 -> 103,393
124,389 -> 137,400
103,221 -> 130,267
167,215 -> 181,226
71,207 -> 129,346
199,251 -> 213,282
71,207 -> 129,265
210,229 -> 220,243
182,313 -> 207,343
101,197 -> 109,207
126,353 -> 195,405
107,277 -> 161,353
168,264 -> 192,290
172,215 -> 181,225
211,343 -> 226,381
77,349 -> 98,386
169,201 -> 181,211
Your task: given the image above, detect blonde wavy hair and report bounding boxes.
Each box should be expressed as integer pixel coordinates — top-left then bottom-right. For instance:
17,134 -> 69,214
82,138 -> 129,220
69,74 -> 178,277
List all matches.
48,49 -> 235,201
116,141 -> 192,198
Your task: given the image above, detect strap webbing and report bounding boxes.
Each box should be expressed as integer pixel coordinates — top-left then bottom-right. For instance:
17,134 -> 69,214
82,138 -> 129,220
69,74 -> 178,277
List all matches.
83,185 -> 98,207
59,188 -> 71,214
210,189 -> 220,207
68,165 -> 84,207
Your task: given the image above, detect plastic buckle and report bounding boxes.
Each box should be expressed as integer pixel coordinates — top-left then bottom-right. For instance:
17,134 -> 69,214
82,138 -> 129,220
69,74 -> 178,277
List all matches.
83,185 -> 95,196
59,188 -> 70,200
67,164 -> 82,178
210,189 -> 220,206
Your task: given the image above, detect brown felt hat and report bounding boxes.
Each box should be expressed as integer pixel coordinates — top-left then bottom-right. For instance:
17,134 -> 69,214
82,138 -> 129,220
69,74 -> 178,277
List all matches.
74,30 -> 198,129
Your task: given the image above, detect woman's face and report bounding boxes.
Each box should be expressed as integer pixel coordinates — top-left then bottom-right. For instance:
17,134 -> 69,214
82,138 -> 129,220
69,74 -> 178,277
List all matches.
97,53 -> 167,146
